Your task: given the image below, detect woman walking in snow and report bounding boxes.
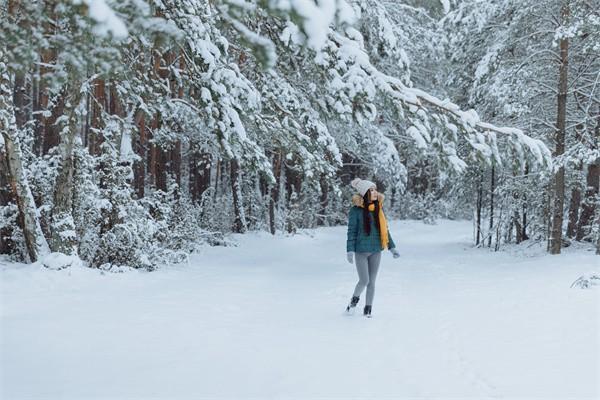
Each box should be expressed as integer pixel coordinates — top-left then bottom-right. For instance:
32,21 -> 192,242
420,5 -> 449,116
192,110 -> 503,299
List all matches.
346,178 -> 400,317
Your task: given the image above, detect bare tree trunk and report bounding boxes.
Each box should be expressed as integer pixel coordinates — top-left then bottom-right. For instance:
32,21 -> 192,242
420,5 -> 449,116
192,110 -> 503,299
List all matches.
157,146 -> 167,192
0,150 -> 15,255
488,164 -> 495,248
179,141 -> 190,199
189,152 -> 211,202
32,63 -> 42,156
522,161 -> 529,241
269,152 -> 282,235
317,175 -> 328,226
494,204 -> 503,252
567,184 -> 582,238
576,108 -> 600,241
258,172 -> 270,227
7,0 -> 26,130
38,3 -> 62,156
1,59 -> 49,261
147,111 -> 168,193
214,158 -> 221,197
522,197 -> 529,241
546,184 -> 552,251
133,111 -> 146,198
13,73 -> 26,128
189,151 -> 197,201
567,125 -> 585,238
88,78 -> 105,155
576,162 -> 599,241
49,88 -> 82,254
231,158 -> 247,233
284,163 -> 301,233
595,111 -> 600,255
475,174 -> 482,246
596,212 -> 600,255
514,210 -> 523,243
108,81 -> 122,116
148,114 -> 159,190
549,3 -> 569,254
172,141 -> 181,186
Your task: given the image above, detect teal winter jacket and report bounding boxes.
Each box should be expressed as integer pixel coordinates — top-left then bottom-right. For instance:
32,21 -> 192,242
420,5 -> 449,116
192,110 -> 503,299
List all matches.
346,194 -> 396,253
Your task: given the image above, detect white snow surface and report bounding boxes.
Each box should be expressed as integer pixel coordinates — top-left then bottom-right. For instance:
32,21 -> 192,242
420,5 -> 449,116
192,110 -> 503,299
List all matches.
1,220 -> 599,399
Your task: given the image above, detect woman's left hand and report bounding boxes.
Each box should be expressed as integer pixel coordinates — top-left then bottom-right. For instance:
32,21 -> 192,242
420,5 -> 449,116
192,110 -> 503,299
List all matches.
390,248 -> 400,258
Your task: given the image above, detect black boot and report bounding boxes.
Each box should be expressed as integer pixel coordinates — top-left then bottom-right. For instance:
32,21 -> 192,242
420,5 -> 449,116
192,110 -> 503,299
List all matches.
345,296 -> 360,313
363,305 -> 372,318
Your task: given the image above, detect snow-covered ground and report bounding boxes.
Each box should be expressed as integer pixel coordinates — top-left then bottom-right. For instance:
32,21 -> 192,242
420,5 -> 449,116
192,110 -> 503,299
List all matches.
1,220 -> 598,399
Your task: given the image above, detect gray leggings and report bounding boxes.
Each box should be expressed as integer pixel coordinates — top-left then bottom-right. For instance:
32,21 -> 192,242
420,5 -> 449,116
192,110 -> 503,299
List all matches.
352,251 -> 382,306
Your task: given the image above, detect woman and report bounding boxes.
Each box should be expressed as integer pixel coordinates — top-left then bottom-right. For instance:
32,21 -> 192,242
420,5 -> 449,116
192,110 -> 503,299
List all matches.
346,178 -> 400,317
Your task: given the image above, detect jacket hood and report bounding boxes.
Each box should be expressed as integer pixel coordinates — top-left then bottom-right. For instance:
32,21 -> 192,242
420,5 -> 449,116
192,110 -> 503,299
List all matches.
352,193 -> 385,208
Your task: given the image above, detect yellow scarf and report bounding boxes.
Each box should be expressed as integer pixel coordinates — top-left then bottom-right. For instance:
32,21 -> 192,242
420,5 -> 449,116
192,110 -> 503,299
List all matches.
367,203 -> 389,250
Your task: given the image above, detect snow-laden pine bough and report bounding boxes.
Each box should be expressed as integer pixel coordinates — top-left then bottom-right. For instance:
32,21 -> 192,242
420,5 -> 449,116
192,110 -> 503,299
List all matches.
219,0 -> 552,189
0,0 -> 554,270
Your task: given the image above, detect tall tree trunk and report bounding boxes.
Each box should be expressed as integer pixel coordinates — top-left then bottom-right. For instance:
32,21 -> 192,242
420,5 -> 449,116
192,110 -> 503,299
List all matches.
475,174 -> 482,246
514,210 -> 523,244
284,163 -> 299,233
42,92 -> 65,155
108,82 -> 122,116
567,125 -> 585,238
133,111 -> 146,198
512,164 -> 527,244
147,111 -> 167,192
39,2 -> 62,156
189,152 -> 197,201
576,109 -> 600,242
13,73 -> 26,129
32,63 -> 42,156
191,152 -> 211,201
317,175 -> 328,226
596,217 -> 600,255
179,141 -> 190,199
269,152 -> 282,235
522,163 -> 530,241
231,158 -> 247,233
172,140 -> 182,186
1,58 -> 49,261
18,1 -> 40,156
49,88 -> 82,254
157,147 -> 168,192
595,110 -> 600,255
522,201 -> 528,241
576,162 -> 599,241
488,164 -> 495,248
88,78 -> 105,155
214,159 -> 221,197
148,114 -> 159,190
0,150 -> 15,255
549,3 -> 569,255
566,183 -> 582,238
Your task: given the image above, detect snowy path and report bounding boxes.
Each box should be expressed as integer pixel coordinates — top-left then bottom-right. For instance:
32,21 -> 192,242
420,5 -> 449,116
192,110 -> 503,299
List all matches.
1,220 -> 599,399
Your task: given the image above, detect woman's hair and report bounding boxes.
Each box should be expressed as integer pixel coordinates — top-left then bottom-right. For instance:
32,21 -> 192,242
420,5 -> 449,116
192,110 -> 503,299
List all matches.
362,191 -> 381,236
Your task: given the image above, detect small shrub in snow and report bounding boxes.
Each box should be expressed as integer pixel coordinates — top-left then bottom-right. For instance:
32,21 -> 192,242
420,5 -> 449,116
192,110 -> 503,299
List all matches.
38,252 -> 85,270
0,204 -> 27,261
570,274 -> 600,289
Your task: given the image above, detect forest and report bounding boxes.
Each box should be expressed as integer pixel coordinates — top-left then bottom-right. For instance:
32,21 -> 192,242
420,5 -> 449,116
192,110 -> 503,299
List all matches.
1,0 -> 599,270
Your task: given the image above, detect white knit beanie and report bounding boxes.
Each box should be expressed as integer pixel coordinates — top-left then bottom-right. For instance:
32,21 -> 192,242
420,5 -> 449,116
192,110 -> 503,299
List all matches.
350,178 -> 376,197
